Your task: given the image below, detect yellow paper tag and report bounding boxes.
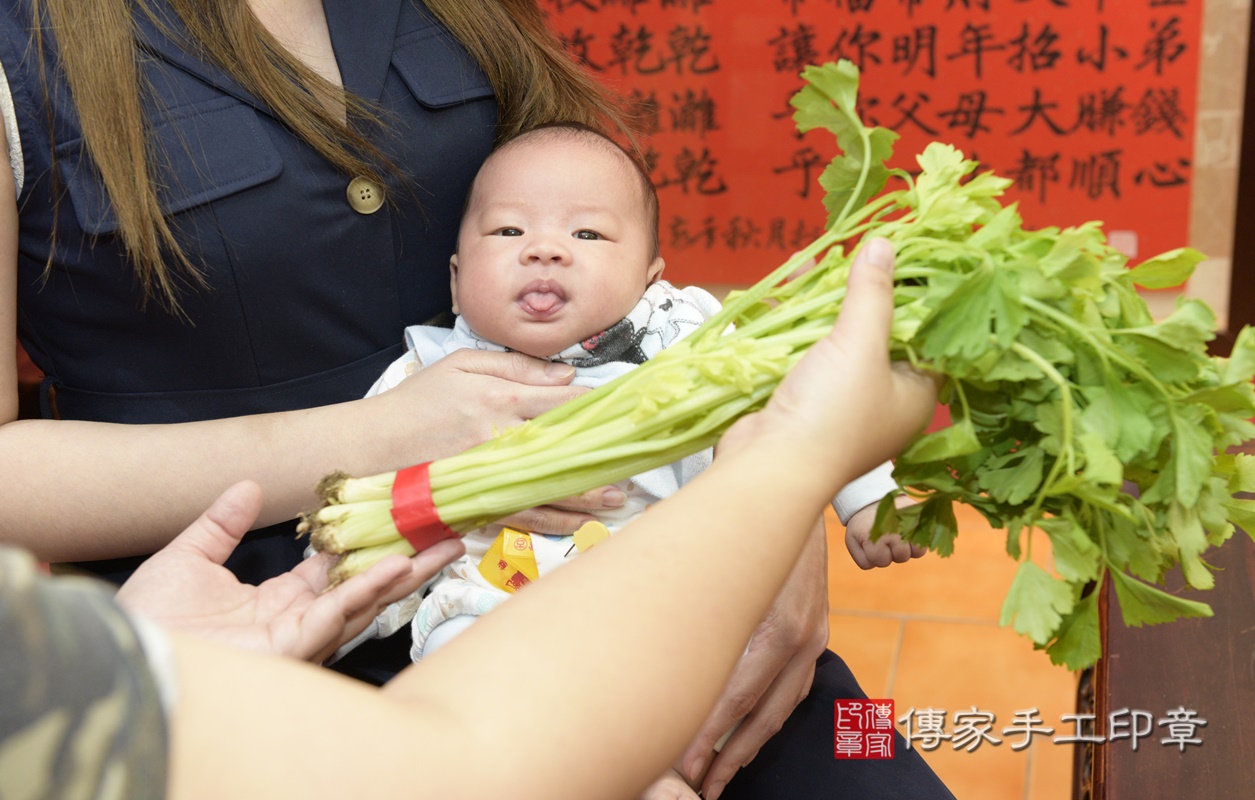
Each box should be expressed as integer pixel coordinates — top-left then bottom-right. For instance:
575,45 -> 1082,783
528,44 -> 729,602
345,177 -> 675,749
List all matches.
477,527 -> 539,593
573,520 -> 612,553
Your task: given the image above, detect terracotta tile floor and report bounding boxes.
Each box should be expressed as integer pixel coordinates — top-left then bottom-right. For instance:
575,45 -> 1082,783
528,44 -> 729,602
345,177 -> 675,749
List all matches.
825,502 -> 1079,800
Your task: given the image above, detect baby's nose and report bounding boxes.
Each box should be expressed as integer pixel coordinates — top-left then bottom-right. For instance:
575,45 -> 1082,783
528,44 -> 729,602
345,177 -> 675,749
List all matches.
523,235 -> 572,265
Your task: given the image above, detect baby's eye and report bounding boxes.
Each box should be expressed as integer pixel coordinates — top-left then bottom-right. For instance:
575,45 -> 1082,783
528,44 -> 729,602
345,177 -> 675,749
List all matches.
495,227 -> 523,236
574,229 -> 602,241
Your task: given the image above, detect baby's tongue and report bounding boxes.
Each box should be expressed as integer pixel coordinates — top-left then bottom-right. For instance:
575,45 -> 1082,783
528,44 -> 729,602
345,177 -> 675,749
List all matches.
523,290 -> 562,312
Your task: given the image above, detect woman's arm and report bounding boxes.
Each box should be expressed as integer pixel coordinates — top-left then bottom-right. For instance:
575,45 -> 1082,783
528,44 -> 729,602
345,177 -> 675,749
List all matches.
165,238 -> 936,800
0,353 -> 593,562
0,136 -> 611,561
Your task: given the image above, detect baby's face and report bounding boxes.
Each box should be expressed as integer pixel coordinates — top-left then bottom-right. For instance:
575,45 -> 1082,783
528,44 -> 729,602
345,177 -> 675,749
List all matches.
451,135 -> 664,359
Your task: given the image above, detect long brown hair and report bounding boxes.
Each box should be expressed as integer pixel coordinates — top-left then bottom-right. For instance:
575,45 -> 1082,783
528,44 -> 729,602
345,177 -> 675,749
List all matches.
31,0 -> 632,312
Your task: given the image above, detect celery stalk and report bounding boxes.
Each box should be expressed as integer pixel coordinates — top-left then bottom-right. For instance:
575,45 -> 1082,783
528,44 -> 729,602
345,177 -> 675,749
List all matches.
304,60 -> 1255,679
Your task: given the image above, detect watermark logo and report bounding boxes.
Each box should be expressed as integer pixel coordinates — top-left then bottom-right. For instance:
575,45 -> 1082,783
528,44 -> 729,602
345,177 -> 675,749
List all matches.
834,699 -> 895,759
896,706 -> 1207,752
833,702 -> 1208,758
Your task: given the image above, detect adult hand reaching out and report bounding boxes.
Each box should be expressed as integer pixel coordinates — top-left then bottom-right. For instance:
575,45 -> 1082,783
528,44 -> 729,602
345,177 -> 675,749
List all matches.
115,480 -> 464,663
718,237 -> 937,488
682,238 -> 937,798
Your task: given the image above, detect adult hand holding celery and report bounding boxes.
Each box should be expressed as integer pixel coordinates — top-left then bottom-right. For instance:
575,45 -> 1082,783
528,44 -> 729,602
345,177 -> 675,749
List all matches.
300,60 -> 1255,670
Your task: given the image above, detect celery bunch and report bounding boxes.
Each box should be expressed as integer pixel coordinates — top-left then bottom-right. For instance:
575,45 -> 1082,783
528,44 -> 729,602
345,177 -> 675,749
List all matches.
303,61 -> 1255,669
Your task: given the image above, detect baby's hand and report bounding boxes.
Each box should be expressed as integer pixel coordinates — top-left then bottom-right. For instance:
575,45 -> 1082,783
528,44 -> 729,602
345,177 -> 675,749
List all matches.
844,497 -> 927,569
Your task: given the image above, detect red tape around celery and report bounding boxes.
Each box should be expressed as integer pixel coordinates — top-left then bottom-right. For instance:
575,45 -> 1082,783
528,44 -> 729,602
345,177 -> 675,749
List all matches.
390,462 -> 457,551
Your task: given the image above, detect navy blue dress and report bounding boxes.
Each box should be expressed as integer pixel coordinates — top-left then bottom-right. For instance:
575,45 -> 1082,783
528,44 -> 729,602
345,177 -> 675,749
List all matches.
0,2 -> 955,794
2,0 -> 495,592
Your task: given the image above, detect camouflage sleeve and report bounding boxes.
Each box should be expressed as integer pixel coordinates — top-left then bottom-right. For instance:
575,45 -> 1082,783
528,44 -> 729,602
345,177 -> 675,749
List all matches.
0,545 -> 169,799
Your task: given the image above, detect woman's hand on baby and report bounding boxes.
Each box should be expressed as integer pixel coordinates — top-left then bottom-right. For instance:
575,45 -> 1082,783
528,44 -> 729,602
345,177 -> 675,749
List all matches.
115,481 -> 464,663
378,349 -> 623,534
843,497 -> 926,570
380,348 -> 589,461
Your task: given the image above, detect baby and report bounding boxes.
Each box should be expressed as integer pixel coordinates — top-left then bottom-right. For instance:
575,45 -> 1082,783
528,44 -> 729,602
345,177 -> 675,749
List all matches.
362,123 -> 919,796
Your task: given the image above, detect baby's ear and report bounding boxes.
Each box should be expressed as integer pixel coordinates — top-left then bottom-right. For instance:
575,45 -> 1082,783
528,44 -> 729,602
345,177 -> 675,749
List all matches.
448,254 -> 461,315
646,256 -> 665,285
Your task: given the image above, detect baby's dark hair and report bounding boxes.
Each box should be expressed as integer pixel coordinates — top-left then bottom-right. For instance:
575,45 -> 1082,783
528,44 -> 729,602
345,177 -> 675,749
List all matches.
471,121 -> 661,260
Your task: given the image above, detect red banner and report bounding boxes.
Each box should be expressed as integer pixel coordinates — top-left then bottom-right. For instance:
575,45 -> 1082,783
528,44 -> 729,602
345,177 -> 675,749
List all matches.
544,0 -> 1201,285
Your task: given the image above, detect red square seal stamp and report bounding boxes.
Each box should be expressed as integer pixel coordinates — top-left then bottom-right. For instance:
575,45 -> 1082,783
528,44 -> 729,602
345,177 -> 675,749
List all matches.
834,699 -> 895,759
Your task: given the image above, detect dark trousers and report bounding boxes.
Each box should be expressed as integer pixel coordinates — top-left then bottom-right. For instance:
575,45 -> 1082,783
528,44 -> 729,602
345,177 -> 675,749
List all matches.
722,650 -> 957,799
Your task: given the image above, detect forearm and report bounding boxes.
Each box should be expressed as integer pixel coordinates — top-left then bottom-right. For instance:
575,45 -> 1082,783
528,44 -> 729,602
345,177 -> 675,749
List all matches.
382,443 -> 842,798
0,394 -> 411,561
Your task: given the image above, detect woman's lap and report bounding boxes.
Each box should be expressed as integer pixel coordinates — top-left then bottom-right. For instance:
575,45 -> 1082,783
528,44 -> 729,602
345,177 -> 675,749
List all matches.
722,649 -> 956,799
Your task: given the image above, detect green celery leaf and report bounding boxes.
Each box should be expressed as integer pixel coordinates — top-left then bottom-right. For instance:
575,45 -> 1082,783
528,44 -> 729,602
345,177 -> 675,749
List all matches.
1123,247 -> 1205,289
1040,516 -> 1102,583
889,295 -> 933,343
960,170 -> 1017,210
980,350 -> 1046,382
1149,298 -> 1217,347
1071,341 -> 1108,388
1000,561 -> 1075,645
1082,379 -> 1158,462
870,492 -> 902,540
1216,453 -> 1255,493
1219,415 -> 1255,451
977,448 -> 1045,506
1079,431 -> 1123,488
1184,383 -> 1255,416
1018,326 -> 1075,365
913,144 -> 1005,231
1109,568 -> 1213,627
915,496 -> 959,557
1017,261 -> 1070,302
896,498 -> 961,555
900,418 -> 982,463
1221,498 -> 1255,542
793,61 -> 897,227
816,154 -> 886,229
968,204 -> 1022,252
1113,282 -> 1156,328
914,143 -> 969,193
1005,516 -> 1026,559
1167,502 -> 1213,590
1103,514 -> 1168,583
1046,588 -> 1102,669
1222,324 -> 1255,384
1195,478 -> 1234,547
1123,336 -> 1202,384
1033,403 -> 1064,455
794,60 -> 858,119
1170,405 -> 1215,508
918,265 -> 1027,361
1041,228 -> 1104,296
